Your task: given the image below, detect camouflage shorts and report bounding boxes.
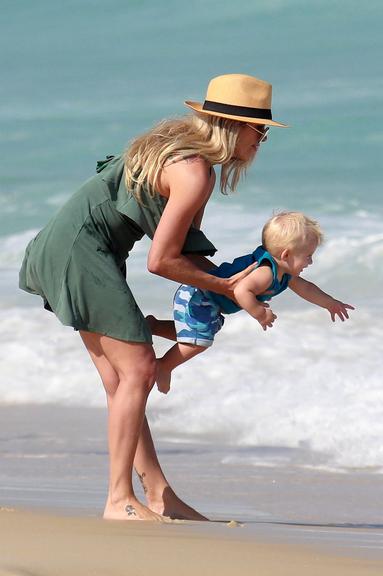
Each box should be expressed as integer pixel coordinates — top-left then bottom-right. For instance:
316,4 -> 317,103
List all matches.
173,284 -> 225,348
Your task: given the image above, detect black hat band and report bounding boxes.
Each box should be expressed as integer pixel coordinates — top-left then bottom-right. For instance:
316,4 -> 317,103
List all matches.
202,100 -> 272,120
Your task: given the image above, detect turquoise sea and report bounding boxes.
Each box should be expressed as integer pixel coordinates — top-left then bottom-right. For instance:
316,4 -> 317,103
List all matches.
1,1 -> 382,474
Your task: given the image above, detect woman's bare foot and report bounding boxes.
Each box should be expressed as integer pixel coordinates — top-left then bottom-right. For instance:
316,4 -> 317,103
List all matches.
148,487 -> 209,521
156,359 -> 172,394
103,497 -> 168,522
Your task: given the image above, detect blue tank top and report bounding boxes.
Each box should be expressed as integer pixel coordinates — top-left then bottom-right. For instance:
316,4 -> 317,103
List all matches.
208,245 -> 291,314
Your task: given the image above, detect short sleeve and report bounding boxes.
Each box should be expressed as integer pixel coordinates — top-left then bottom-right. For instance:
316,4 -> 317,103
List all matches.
181,227 -> 217,256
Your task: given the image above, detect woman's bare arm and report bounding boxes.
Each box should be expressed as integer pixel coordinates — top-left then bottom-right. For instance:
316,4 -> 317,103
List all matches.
185,254 -> 217,272
148,158 -> 253,298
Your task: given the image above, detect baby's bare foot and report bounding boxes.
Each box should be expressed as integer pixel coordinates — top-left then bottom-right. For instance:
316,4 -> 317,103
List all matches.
145,314 -> 157,332
156,361 -> 171,394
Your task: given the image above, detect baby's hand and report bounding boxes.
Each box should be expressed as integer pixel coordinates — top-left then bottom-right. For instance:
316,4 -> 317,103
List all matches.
258,307 -> 277,331
326,299 -> 355,322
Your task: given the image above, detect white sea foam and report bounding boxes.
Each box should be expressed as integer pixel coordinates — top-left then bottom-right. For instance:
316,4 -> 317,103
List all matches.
148,307 -> 383,471
1,203 -> 382,472
0,307 -> 104,406
0,300 -> 381,472
0,229 -> 39,268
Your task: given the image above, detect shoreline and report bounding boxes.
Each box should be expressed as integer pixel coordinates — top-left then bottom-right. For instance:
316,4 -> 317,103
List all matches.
1,403 -> 382,572
1,404 -> 383,524
1,507 -> 382,576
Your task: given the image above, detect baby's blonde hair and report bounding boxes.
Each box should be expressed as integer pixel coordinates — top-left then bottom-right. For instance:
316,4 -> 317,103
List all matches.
124,114 -> 250,201
262,211 -> 323,256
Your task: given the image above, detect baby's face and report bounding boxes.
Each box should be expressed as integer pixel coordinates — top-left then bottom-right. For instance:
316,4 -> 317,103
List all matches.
286,238 -> 318,276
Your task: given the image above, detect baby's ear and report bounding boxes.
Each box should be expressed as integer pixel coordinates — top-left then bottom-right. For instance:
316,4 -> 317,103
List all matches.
280,248 -> 290,262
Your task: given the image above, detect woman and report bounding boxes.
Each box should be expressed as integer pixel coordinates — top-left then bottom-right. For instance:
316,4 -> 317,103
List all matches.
19,74 -> 286,521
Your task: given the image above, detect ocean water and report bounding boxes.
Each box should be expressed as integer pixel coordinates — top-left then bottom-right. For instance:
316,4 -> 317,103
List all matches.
1,1 -> 382,473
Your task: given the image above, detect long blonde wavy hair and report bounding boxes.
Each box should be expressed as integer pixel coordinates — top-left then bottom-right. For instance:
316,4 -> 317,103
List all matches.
124,114 -> 251,201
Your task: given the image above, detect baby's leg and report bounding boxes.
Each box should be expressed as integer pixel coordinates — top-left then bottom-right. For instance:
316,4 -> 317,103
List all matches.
157,342 -> 206,394
153,284 -> 223,394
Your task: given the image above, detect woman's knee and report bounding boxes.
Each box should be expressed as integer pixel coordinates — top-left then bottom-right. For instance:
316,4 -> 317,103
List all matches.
86,336 -> 157,394
115,346 -> 157,394
132,352 -> 157,391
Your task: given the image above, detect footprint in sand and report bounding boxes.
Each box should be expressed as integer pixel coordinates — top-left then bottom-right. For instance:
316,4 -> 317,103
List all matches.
0,568 -> 37,576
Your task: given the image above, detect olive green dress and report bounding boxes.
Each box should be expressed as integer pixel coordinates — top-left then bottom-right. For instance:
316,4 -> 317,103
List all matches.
19,155 -> 216,343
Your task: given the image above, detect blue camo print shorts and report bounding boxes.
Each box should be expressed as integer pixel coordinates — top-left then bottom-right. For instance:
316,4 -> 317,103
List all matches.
173,284 -> 225,348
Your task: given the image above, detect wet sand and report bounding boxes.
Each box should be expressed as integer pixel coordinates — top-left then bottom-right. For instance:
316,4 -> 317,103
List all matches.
1,507 -> 383,576
1,405 -> 382,574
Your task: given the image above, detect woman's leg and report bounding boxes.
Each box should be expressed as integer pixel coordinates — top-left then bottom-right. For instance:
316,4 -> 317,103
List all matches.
80,330 -> 163,521
80,330 -> 207,521
134,417 -> 208,520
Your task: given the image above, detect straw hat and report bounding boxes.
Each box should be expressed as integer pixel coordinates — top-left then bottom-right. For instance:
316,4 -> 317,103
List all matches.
185,73 -> 287,127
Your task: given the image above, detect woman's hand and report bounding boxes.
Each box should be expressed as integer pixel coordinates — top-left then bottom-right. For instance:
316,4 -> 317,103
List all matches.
223,263 -> 258,301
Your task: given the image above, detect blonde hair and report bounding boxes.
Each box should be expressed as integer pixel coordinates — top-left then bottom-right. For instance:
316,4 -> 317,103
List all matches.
124,114 -> 250,201
262,211 -> 324,256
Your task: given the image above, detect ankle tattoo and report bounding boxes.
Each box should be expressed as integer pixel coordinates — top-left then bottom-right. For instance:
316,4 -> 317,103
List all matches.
125,504 -> 137,516
137,471 -> 148,494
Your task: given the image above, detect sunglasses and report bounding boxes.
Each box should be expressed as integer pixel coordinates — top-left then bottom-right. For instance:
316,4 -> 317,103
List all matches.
246,123 -> 269,143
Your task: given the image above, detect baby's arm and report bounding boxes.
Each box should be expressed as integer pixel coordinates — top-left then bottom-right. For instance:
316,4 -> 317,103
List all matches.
288,276 -> 355,322
233,266 -> 277,331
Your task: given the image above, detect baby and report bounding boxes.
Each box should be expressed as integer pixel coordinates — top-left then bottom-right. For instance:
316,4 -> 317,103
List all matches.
147,211 -> 354,393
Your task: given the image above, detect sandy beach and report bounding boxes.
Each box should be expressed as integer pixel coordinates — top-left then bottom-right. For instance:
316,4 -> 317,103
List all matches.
0,508 -> 382,576
1,405 -> 382,575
